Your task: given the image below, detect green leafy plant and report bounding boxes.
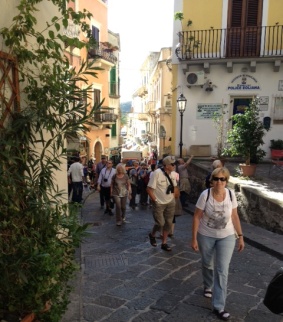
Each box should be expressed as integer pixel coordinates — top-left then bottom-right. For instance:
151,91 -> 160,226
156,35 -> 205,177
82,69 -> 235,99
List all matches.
223,98 -> 269,165
174,12 -> 199,59
0,1 -> 103,321
270,139 -> 283,150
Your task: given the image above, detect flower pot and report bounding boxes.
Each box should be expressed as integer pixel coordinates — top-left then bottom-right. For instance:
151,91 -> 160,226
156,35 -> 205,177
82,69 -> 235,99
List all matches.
21,313 -> 36,322
239,164 -> 257,177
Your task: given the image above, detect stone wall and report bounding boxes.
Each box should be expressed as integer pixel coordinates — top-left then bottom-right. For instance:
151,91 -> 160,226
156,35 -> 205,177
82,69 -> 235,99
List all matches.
187,162 -> 283,235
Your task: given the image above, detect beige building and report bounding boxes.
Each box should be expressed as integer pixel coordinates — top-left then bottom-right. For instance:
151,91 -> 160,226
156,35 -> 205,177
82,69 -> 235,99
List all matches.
129,48 -> 173,160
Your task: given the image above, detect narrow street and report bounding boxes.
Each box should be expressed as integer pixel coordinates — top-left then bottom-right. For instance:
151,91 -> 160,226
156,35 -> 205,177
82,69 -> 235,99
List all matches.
61,188 -> 283,322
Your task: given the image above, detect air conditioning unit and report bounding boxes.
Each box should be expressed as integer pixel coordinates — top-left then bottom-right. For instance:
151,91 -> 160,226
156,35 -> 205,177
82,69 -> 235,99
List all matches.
186,71 -> 205,86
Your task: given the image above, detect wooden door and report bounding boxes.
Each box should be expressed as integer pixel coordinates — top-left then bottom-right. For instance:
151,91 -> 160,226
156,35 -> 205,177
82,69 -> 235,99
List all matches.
227,0 -> 263,58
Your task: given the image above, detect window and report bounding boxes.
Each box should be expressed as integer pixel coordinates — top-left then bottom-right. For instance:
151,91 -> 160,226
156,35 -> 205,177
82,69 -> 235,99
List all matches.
93,89 -> 101,106
92,26 -> 100,44
227,0 -> 263,57
273,96 -> 283,124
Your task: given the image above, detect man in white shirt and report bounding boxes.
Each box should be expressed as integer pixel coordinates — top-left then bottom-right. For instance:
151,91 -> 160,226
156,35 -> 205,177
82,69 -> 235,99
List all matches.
146,156 -> 180,251
97,160 -> 116,215
67,156 -> 85,203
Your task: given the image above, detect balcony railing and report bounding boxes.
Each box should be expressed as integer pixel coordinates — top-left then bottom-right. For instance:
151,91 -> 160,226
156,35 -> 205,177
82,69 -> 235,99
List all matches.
88,44 -> 117,64
176,25 -> 283,61
94,107 -> 118,123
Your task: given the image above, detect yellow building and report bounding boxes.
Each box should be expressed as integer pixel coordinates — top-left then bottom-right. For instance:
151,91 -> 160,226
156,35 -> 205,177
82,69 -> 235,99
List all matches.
172,0 -> 283,158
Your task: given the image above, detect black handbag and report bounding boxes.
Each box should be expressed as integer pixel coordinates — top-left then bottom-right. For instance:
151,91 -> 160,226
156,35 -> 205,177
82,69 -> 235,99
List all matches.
110,199 -> 115,209
263,267 -> 283,314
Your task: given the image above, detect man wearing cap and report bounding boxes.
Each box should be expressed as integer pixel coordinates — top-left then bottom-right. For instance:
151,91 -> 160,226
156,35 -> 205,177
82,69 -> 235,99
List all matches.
146,155 -> 179,251
95,155 -> 108,208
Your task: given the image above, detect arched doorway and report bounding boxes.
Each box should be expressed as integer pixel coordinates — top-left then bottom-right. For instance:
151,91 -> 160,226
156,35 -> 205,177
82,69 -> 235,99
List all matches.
94,141 -> 103,161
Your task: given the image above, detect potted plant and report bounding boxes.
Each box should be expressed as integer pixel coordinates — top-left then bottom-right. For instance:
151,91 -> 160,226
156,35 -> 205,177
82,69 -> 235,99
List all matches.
223,98 -> 269,177
174,12 -> 199,59
270,139 -> 283,155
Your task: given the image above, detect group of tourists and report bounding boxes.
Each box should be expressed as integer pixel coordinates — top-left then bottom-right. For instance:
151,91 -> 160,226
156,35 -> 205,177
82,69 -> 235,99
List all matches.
68,153 -> 245,321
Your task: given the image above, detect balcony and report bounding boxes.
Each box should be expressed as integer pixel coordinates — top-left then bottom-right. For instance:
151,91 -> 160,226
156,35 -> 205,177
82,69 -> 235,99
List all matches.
94,107 -> 118,124
145,101 -> 155,114
176,25 -> 283,63
137,85 -> 148,97
88,43 -> 117,65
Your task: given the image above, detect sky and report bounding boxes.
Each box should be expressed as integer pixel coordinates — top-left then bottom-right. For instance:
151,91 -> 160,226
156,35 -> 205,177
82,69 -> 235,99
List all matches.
108,0 -> 174,103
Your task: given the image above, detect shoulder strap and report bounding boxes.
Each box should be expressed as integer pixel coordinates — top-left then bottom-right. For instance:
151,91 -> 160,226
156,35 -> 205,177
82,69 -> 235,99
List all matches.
205,188 -> 232,203
161,168 -> 174,186
206,188 -> 210,202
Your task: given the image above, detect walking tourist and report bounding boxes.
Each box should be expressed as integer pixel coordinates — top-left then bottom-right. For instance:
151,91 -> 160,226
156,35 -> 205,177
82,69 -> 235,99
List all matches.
111,163 -> 131,226
67,156 -> 85,203
147,155 -> 179,252
95,155 -> 107,208
191,167 -> 245,321
97,159 -> 116,215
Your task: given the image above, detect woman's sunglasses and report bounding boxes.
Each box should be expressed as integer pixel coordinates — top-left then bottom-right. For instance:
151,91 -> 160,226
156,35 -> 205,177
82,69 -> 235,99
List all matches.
212,177 -> 226,182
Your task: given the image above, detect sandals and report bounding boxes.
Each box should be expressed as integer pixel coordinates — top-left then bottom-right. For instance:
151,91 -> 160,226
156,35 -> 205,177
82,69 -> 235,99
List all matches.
148,233 -> 157,247
161,243 -> 172,251
213,309 -> 230,321
204,288 -> 212,298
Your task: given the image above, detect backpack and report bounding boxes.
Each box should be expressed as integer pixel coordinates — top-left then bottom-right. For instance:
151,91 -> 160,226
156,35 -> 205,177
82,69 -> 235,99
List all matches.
206,188 -> 232,202
263,267 -> 283,314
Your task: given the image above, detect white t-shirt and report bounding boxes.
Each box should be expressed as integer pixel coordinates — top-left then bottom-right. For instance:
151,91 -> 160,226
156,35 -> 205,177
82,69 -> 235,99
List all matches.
68,162 -> 84,182
147,168 -> 177,204
196,188 -> 238,238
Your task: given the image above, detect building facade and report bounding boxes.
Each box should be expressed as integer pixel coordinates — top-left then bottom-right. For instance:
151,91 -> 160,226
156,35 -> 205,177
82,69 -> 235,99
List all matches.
65,0 -> 120,162
172,0 -> 283,158
129,48 -> 173,160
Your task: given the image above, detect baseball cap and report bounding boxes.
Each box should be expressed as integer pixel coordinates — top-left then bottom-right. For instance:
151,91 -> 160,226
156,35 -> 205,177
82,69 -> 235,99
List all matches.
162,155 -> 176,166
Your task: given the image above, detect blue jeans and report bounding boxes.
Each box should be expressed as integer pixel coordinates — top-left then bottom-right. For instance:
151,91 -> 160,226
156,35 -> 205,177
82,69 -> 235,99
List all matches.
197,233 -> 236,311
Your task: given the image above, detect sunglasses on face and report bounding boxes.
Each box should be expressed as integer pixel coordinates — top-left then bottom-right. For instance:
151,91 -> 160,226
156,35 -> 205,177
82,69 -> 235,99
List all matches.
212,177 -> 226,182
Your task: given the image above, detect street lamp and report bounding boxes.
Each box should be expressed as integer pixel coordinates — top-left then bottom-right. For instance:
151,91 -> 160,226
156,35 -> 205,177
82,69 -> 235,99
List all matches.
177,93 -> 187,158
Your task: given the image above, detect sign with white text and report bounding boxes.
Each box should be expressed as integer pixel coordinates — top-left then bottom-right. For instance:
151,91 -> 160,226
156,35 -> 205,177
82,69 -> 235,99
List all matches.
197,104 -> 222,119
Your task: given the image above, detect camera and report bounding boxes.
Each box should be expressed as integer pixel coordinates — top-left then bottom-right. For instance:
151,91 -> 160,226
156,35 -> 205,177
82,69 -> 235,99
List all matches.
104,179 -> 108,182
166,185 -> 174,194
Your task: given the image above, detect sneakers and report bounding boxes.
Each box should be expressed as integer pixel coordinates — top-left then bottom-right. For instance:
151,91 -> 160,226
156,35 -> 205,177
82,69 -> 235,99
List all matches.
161,243 -> 172,251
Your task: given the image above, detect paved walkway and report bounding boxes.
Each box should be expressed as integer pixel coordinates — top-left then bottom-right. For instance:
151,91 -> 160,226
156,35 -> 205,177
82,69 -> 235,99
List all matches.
61,186 -> 283,322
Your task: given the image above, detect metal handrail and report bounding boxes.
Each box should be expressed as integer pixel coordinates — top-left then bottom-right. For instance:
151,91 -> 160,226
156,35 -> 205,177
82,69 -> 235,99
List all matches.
176,25 -> 283,60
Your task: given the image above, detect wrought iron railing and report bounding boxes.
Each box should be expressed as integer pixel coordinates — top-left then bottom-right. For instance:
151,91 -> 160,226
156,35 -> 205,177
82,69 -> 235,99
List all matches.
88,44 -> 117,64
94,107 -> 117,123
176,25 -> 283,60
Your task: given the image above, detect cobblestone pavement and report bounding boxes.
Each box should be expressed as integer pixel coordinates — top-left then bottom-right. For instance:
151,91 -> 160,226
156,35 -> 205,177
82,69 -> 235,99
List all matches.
61,187 -> 283,322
